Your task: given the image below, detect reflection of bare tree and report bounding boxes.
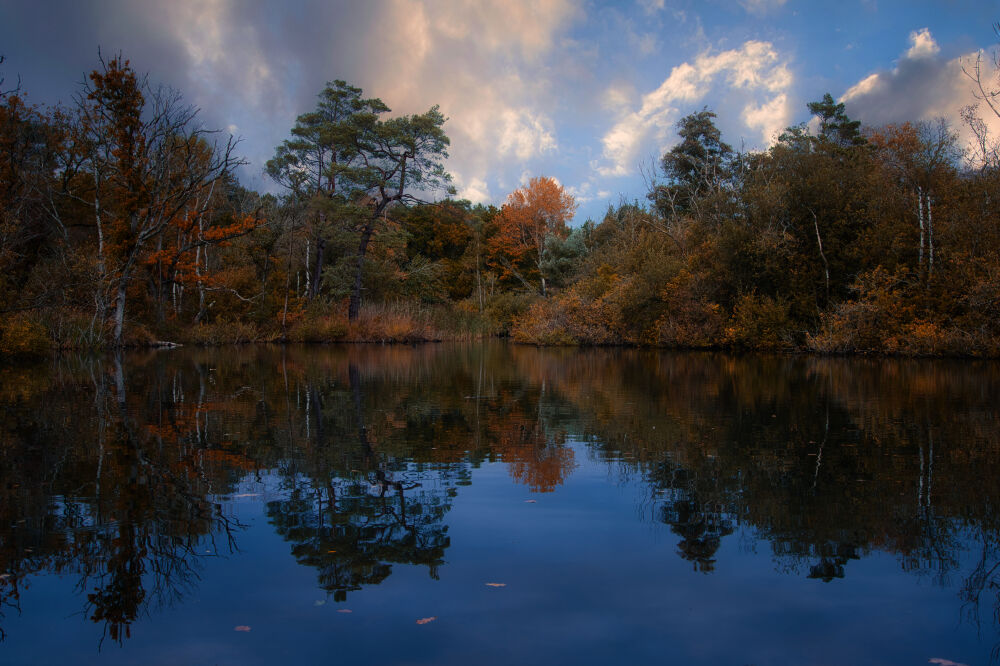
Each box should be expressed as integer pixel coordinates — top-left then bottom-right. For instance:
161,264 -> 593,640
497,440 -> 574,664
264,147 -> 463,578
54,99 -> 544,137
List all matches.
0,354 -> 247,645
960,530 -> 1000,662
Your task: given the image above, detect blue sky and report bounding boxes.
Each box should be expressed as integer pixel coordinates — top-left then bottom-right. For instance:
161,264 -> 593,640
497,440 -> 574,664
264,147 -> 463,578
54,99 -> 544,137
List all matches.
1,0 -> 998,222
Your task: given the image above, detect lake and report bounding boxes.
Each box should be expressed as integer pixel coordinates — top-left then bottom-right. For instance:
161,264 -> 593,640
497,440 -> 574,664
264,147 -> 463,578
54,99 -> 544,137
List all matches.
1,343 -> 999,665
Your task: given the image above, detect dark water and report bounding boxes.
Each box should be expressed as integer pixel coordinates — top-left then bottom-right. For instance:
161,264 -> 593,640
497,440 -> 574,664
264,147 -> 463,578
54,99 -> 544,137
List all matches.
1,343 -> 999,665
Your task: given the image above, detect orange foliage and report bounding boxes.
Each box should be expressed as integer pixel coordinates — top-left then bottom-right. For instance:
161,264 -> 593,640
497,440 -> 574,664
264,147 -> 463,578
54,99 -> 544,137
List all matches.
488,176 -> 576,294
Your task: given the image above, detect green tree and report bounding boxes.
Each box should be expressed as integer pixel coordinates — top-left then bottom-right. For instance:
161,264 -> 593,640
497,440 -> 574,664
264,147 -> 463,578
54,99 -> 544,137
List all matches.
808,93 -> 865,147
651,109 -> 734,222
266,81 -> 387,300
339,105 -> 453,319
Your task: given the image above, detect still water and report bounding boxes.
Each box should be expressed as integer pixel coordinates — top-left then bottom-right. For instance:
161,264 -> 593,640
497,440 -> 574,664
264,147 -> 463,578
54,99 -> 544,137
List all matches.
1,343 -> 999,665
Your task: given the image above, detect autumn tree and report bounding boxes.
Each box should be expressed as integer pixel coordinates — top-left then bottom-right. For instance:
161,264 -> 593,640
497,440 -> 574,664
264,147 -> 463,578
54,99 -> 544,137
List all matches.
869,120 -> 961,280
488,176 -> 576,296
72,55 -> 244,346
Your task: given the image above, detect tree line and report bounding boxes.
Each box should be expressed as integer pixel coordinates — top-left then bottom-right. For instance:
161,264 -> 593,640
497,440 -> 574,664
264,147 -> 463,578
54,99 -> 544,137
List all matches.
1,43 -> 999,356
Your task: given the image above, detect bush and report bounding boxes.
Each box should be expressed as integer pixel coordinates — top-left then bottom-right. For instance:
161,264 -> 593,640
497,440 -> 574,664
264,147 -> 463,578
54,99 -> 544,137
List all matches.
725,292 -> 793,350
485,292 -> 537,336
0,313 -> 50,356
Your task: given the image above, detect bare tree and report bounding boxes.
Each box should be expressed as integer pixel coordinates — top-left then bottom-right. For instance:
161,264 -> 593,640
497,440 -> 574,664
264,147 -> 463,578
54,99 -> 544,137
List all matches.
71,54 -> 244,346
964,22 -> 1000,122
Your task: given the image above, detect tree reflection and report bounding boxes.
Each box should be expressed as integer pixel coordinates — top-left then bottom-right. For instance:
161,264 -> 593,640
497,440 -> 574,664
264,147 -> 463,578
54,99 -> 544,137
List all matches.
0,355 -> 247,644
3,344 -> 1000,650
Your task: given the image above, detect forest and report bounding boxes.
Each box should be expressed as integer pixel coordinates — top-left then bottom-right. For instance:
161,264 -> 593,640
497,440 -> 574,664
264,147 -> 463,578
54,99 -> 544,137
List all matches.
2,48 -> 1000,357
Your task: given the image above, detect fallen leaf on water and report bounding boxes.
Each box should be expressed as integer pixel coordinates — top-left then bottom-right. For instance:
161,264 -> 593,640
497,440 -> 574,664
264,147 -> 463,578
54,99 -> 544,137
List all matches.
337,609 -> 353,614
314,600 -> 326,606
234,626 -> 251,632
416,616 -> 437,625
524,500 -> 537,504
327,550 -> 337,553
929,659 -> 969,666
485,583 -> 506,587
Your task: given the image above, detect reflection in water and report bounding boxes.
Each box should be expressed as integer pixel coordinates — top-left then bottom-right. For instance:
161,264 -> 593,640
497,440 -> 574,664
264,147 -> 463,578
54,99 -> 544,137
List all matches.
1,345 -> 1000,657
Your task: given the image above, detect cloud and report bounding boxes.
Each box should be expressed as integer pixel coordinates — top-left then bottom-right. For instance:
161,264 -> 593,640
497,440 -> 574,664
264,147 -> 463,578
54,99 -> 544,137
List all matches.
2,0 -> 581,201
455,176 -> 492,204
637,0 -> 666,14
598,40 -> 794,176
904,28 -> 940,60
840,28 -> 1000,154
739,0 -> 788,15
355,0 -> 577,199
742,93 -> 793,144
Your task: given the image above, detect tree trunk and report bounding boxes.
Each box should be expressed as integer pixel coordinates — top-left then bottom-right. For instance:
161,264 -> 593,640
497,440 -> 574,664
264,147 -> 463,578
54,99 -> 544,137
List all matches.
809,209 -> 830,303
304,238 -> 311,297
476,233 -> 483,312
309,236 -> 325,300
112,276 -> 128,348
917,187 -> 925,273
926,193 -> 934,279
348,221 -> 375,321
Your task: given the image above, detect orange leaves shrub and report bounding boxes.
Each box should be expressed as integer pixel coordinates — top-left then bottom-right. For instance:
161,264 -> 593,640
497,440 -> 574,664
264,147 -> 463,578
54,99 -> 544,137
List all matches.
656,269 -> 725,348
511,284 -> 624,346
808,267 -> 912,353
724,293 -> 792,350
0,313 -> 50,356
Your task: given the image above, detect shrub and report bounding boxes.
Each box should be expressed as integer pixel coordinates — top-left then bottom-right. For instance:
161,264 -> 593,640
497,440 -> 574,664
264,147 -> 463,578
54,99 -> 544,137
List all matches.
726,292 -> 792,350
0,313 -> 50,356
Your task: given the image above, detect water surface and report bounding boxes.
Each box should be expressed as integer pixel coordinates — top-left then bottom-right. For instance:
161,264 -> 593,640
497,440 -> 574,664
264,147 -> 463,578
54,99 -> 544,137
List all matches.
1,343 -> 999,665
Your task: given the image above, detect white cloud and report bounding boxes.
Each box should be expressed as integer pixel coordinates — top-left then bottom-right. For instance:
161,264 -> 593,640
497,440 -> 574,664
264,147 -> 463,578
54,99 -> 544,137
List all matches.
905,28 -> 940,60
840,28 -> 1000,157
358,0 -> 577,201
496,108 -> 558,160
598,40 -> 794,176
456,176 -> 492,203
742,93 -> 793,144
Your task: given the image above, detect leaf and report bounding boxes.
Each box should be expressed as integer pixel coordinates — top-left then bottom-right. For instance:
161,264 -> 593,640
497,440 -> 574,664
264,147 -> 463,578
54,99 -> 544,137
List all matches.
415,616 -> 437,625
929,659 -> 969,666
337,609 -> 353,614
524,499 -> 537,503
234,626 -> 251,632
314,600 -> 326,606
485,583 -> 506,587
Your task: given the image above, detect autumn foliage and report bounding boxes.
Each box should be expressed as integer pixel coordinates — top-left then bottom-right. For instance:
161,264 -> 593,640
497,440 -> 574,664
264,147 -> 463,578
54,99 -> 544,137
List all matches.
488,176 -> 576,296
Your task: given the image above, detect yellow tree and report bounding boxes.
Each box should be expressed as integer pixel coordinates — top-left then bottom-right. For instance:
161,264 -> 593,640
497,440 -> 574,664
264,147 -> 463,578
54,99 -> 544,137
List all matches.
488,176 -> 576,296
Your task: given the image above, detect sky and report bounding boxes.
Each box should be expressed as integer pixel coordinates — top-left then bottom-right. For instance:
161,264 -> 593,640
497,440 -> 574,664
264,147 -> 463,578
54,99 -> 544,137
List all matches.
1,0 -> 999,222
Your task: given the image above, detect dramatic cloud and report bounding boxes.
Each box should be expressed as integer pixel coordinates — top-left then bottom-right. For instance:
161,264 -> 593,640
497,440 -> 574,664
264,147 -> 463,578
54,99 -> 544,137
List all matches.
598,40 -> 793,176
3,1 -> 997,219
841,28 -> 1000,155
